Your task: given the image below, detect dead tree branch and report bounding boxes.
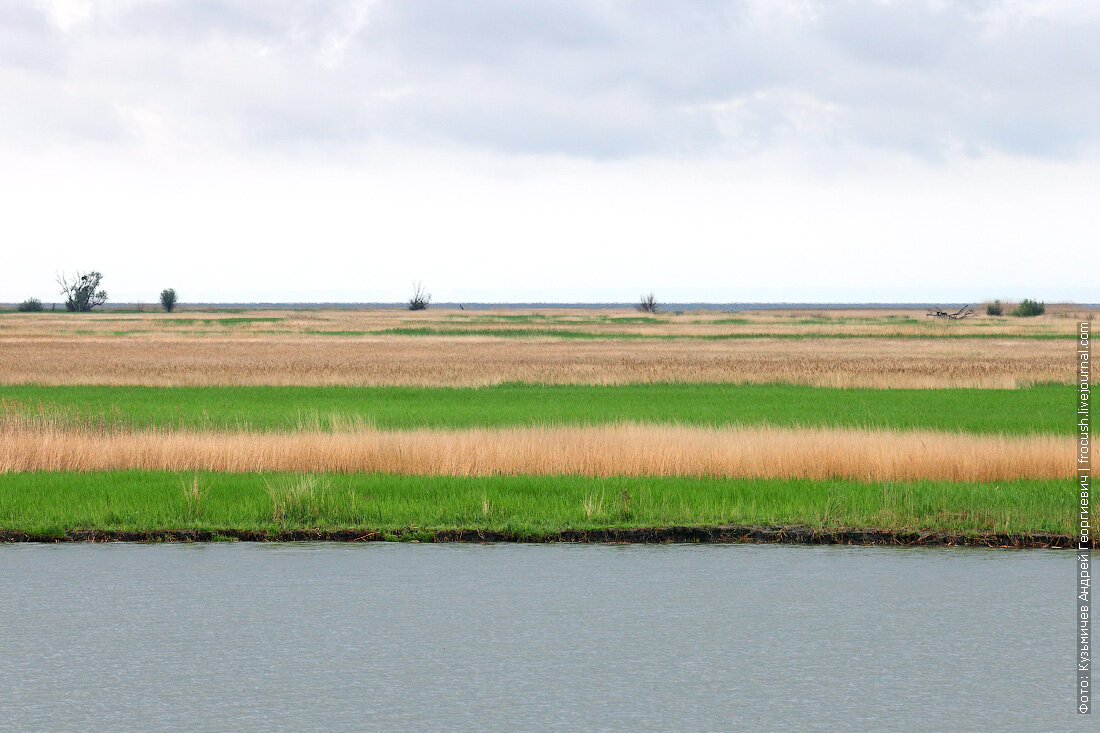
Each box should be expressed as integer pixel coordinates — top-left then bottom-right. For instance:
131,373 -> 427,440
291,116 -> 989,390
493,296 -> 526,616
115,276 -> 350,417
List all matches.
926,305 -> 975,320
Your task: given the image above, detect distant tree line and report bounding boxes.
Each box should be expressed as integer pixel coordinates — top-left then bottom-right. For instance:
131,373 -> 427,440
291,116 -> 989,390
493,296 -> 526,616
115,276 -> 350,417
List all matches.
7,272 -> 1053,318
986,299 -> 1045,317
14,271 -> 180,313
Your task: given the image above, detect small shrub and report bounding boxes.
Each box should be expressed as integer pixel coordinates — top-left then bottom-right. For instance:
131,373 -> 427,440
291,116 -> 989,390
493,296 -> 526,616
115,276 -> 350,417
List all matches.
1012,299 -> 1045,317
17,298 -> 43,312
985,300 -> 1003,316
636,292 -> 659,313
160,288 -> 178,313
408,282 -> 431,311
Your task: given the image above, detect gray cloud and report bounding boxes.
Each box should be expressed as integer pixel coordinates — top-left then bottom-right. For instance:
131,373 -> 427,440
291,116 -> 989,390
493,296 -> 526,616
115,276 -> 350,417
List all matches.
3,0 -> 1097,159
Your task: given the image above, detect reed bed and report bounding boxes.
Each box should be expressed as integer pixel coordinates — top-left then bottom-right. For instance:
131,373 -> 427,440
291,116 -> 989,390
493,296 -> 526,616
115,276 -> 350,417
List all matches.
0,335 -> 1070,388
1,306 -> 1084,340
0,423 -> 1071,481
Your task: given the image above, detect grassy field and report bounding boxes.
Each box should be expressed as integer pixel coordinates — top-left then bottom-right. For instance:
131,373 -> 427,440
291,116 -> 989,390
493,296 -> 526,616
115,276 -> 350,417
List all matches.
1,305 -> 1087,340
371,326 -> 1076,340
0,472 -> 1073,538
0,324 -> 1071,389
0,382 -> 1072,434
0,337 -> 1071,389
0,306 -> 1082,542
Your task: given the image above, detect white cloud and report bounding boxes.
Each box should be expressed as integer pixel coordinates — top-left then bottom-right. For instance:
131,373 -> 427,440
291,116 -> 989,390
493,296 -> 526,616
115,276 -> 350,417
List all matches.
1,0 -> 1097,301
6,0 -> 1098,158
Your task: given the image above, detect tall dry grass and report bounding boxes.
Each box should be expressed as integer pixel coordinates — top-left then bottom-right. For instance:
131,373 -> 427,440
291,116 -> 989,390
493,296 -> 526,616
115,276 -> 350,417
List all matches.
0,336 -> 1071,388
0,423 -> 1071,481
1,305 -> 1085,339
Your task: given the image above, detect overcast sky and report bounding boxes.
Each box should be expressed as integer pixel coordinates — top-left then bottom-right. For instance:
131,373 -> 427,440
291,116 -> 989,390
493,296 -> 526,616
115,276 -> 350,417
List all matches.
2,0 -> 1097,303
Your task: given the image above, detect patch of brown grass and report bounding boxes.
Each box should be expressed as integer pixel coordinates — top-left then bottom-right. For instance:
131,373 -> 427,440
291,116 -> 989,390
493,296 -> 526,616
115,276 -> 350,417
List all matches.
0,423 -> 1071,481
0,335 -> 1070,388
0,305 -> 1086,339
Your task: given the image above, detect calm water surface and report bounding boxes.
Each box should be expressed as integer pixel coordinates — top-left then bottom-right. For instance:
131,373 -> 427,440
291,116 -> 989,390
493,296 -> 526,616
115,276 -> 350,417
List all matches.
0,543 -> 1086,731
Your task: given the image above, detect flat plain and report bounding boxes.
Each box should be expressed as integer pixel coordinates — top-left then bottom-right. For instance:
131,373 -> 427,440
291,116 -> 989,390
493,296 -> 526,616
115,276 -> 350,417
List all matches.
0,306 -> 1079,387
0,304 -> 1089,542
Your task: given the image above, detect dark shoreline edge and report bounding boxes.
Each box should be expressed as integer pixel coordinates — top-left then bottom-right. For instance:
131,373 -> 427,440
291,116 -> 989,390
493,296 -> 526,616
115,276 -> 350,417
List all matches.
0,525 -> 1090,548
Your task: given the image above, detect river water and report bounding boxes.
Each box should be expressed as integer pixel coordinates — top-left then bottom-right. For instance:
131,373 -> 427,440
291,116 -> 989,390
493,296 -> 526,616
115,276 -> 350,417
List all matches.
0,543 -> 1087,731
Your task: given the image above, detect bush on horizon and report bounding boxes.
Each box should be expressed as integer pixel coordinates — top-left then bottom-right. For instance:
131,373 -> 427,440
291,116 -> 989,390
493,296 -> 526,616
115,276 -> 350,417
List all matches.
17,298 -> 43,312
636,292 -> 659,313
408,282 -> 431,311
1012,299 -> 1045,317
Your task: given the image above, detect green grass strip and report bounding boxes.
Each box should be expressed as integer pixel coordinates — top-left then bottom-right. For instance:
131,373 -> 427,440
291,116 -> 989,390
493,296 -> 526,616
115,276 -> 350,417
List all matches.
371,327 -> 1074,340
0,472 -> 1072,537
92,317 -> 284,325
0,383 -> 1072,435
443,314 -> 663,324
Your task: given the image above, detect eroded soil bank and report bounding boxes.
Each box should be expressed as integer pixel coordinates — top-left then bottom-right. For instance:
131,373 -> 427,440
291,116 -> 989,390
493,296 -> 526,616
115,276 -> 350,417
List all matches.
0,525 -> 1090,548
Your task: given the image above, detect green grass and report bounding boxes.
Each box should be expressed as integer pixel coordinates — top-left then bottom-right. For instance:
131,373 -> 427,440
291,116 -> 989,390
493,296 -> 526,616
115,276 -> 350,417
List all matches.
782,316 -> 924,325
0,309 -> 256,316
35,316 -> 284,327
0,383 -> 1072,435
106,317 -> 284,326
692,317 -> 752,324
444,313 -> 565,322
443,314 -> 662,324
698,316 -> 924,325
300,329 -> 371,336
0,471 -> 1072,536
371,327 -> 1074,340
376,326 -> 646,339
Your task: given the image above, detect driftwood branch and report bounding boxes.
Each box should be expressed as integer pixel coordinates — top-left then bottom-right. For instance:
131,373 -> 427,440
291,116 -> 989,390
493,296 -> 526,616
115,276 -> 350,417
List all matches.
926,305 -> 975,320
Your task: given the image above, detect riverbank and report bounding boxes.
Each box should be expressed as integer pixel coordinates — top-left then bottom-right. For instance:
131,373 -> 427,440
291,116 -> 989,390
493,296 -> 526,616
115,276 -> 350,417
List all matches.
0,525 -> 1087,547
0,471 -> 1076,543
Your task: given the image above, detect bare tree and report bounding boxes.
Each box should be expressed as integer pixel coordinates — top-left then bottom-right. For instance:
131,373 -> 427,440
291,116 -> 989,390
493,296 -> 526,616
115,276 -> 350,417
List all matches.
408,281 -> 431,311
57,271 -> 108,312
636,292 -> 659,313
926,305 -> 975,320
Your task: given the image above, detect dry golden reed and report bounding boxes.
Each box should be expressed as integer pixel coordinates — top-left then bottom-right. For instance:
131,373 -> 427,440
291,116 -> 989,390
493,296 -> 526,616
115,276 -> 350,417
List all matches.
2,305 -> 1084,339
0,335 -> 1070,389
0,424 -> 1071,482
